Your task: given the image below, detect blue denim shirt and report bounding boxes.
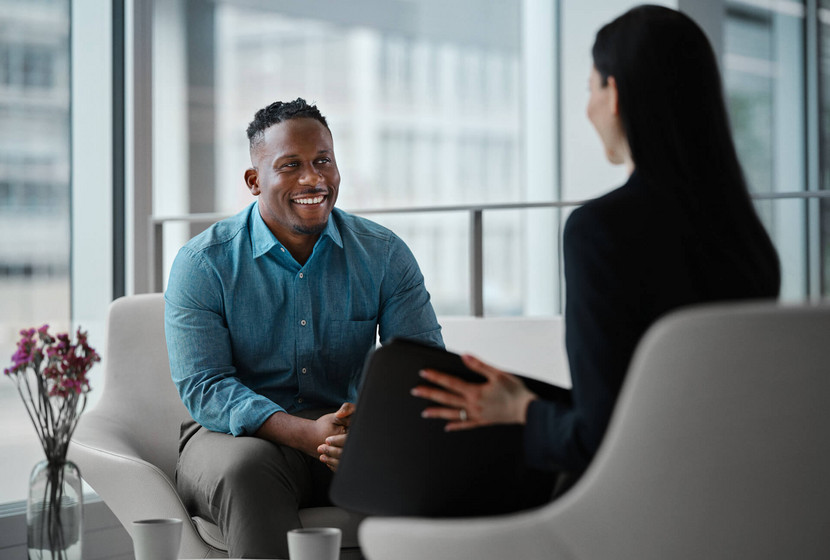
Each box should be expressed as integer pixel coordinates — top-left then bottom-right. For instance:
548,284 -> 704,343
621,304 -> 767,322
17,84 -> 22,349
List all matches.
164,203 -> 443,436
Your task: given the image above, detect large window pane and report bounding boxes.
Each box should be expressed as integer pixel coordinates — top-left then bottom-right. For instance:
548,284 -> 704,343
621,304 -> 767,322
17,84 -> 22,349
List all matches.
367,212 -> 471,315
210,2 -> 522,211
724,0 -> 809,299
753,198 -> 808,300
820,1 -> 830,295
0,0 -> 71,503
153,0 -> 562,315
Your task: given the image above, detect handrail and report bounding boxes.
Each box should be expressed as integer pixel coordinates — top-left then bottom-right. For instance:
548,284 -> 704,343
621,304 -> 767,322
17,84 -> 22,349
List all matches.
148,200 -> 589,316
148,189 -> 830,314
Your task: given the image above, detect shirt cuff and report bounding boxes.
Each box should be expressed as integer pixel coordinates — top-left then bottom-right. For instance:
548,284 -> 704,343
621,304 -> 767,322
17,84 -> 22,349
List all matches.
229,397 -> 284,436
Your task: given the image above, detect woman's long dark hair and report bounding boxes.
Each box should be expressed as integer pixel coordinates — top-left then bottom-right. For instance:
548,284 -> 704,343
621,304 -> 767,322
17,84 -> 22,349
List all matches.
592,4 -> 780,296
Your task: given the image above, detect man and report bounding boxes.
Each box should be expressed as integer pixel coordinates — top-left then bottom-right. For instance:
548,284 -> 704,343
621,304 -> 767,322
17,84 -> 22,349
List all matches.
164,98 -> 443,558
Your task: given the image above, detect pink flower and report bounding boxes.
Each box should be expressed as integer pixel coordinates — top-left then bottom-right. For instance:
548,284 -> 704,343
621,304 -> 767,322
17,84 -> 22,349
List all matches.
4,325 -> 99,461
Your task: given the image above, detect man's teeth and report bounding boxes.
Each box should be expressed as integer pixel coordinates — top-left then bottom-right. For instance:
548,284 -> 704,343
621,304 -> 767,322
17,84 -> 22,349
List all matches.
294,195 -> 324,205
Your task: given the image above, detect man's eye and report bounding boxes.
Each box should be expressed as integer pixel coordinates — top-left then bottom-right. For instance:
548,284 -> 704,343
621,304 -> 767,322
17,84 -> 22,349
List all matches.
281,162 -> 299,169
316,158 -> 331,165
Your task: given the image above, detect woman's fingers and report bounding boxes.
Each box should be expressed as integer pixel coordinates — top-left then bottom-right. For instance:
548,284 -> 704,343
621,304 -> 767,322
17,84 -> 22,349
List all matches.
417,368 -> 474,393
410,382 -> 468,409
461,353 -> 506,380
420,405 -> 464,420
420,406 -> 479,431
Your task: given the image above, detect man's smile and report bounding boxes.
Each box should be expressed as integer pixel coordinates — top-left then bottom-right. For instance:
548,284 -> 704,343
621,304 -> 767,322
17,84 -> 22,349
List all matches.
292,194 -> 326,205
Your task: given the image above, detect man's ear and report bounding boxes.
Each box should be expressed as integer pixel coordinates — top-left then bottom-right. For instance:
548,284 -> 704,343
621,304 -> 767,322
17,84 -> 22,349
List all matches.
244,168 -> 260,196
607,76 -> 620,116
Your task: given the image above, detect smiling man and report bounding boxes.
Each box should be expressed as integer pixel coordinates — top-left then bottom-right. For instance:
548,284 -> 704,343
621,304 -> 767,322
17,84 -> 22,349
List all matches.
164,98 -> 443,558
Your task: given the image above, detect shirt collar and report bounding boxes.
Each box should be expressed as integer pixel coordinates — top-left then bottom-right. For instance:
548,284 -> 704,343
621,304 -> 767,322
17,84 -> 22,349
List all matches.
250,202 -> 343,259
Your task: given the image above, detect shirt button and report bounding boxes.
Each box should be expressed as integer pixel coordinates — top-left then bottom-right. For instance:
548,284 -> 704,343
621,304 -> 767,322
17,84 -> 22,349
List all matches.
280,247 -> 285,252
298,397 -> 304,404
299,272 -> 304,279
301,367 -> 307,374
300,319 -> 307,326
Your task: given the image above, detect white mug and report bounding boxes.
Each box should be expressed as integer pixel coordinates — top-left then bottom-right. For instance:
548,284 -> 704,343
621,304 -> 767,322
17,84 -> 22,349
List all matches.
131,518 -> 183,560
287,527 -> 342,560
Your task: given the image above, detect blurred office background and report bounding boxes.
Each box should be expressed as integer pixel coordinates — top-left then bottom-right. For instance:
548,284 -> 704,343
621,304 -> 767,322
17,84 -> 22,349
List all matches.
1,0 -> 828,508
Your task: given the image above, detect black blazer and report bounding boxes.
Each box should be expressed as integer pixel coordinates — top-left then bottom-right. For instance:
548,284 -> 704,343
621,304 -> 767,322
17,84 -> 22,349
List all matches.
523,170 -> 780,473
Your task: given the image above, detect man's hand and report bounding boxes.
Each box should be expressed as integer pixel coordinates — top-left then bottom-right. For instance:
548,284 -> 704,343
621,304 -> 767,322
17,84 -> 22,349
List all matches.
254,402 -> 355,461
315,403 -> 354,472
317,433 -> 347,472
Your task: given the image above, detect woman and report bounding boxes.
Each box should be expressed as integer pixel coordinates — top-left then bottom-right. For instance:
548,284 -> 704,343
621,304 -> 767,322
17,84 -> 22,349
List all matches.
412,5 -> 780,494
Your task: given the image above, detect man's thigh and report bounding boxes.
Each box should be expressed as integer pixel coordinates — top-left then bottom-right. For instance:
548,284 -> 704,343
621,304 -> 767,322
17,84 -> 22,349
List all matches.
176,410 -> 337,522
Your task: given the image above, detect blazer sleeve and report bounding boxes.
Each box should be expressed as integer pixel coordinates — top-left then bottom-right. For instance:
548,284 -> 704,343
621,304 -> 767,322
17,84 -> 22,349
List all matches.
524,204 -> 643,472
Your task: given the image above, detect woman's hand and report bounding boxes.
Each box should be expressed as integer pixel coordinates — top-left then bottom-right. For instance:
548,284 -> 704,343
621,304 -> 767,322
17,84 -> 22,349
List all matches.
410,354 -> 538,431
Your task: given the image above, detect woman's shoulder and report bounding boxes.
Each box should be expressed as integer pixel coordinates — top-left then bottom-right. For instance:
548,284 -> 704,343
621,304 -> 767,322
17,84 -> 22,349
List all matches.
567,172 -> 651,232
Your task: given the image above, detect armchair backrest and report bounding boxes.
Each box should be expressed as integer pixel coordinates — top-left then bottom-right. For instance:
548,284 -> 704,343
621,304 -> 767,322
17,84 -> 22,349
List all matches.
93,293 -> 188,480
553,301 -> 830,558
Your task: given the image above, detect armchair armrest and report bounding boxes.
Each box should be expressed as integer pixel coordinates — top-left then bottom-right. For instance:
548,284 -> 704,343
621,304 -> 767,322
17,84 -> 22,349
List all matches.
358,508 -> 573,560
68,410 -> 215,556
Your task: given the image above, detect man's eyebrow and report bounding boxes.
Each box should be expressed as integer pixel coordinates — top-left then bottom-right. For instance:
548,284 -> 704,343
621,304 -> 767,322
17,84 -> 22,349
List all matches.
271,149 -> 332,165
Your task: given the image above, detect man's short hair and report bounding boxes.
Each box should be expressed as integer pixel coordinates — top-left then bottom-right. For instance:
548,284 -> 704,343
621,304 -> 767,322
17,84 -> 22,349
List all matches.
246,98 -> 329,151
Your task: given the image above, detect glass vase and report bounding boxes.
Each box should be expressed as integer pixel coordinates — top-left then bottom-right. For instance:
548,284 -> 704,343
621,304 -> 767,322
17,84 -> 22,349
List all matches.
26,459 -> 83,560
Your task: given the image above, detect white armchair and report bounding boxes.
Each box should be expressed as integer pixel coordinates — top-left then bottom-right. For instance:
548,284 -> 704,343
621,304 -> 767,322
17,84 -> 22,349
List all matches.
359,301 -> 830,560
69,293 -> 363,558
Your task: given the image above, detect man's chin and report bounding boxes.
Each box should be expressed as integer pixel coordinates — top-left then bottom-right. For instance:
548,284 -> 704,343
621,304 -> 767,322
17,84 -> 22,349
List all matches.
293,219 -> 328,236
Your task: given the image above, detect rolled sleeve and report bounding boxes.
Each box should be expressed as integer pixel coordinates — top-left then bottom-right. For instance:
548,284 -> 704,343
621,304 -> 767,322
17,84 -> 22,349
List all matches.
164,246 -> 281,435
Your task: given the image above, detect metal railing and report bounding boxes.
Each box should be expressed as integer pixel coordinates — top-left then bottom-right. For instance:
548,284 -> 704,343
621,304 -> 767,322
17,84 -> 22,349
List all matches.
149,200 -> 588,316
149,189 -> 830,314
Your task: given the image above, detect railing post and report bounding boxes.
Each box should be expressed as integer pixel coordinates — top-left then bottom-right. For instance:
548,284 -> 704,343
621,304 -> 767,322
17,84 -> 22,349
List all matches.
150,220 -> 164,293
470,210 -> 484,317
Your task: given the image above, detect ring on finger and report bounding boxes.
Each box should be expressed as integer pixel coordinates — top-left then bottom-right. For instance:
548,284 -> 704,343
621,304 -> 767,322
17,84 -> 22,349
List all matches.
459,408 -> 468,422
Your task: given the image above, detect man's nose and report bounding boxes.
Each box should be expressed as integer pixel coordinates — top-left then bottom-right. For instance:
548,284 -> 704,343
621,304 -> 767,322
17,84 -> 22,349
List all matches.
298,163 -> 323,185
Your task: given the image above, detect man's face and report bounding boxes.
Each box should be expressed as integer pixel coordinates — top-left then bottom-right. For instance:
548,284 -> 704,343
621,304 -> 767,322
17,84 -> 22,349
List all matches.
245,118 -> 340,242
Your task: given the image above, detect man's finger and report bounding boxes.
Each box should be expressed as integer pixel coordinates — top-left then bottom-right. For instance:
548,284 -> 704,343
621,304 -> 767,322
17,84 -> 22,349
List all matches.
336,402 -> 356,417
326,434 -> 348,447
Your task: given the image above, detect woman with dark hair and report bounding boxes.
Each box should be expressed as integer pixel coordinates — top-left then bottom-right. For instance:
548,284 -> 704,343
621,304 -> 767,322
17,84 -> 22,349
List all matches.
413,4 -> 780,497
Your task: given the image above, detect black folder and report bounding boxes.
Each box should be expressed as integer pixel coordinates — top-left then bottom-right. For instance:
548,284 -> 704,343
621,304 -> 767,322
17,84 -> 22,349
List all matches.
329,338 -> 565,517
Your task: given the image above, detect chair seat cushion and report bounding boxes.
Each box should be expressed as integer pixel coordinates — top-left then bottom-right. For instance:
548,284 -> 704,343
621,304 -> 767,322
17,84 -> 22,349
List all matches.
192,516 -> 228,551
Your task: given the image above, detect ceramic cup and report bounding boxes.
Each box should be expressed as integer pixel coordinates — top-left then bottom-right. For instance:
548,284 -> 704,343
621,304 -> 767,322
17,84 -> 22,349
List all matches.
287,527 -> 342,560
131,518 -> 183,560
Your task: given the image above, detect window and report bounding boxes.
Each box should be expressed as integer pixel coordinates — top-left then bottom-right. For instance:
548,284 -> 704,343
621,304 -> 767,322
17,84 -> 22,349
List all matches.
820,0 -> 830,293
723,0 -> 830,299
0,0 -> 71,503
724,0 -> 811,299
2,0 -> 827,511
154,0 -> 552,315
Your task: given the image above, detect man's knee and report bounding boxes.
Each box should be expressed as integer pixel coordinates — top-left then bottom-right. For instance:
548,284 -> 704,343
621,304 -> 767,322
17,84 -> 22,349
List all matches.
214,437 -> 308,500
